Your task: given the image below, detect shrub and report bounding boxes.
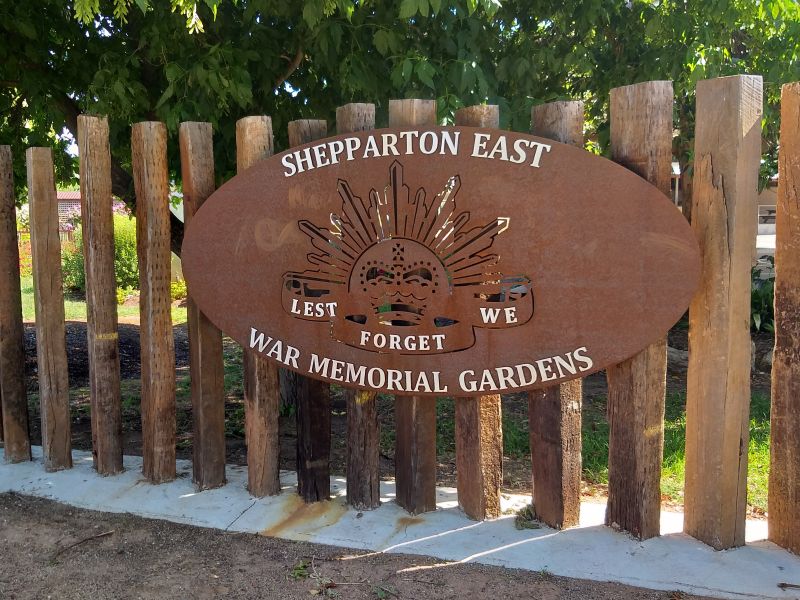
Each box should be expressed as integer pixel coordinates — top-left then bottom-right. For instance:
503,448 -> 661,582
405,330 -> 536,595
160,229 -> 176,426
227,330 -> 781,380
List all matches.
17,232 -> 32,278
116,286 -> 135,305
62,214 -> 140,292
16,203 -> 29,231
170,279 -> 188,301
751,257 -> 775,333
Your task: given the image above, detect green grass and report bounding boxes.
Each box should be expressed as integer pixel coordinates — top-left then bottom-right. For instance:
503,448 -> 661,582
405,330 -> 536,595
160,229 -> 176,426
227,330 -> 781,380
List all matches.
580,391 -> 771,513
424,389 -> 771,513
19,275 -> 187,325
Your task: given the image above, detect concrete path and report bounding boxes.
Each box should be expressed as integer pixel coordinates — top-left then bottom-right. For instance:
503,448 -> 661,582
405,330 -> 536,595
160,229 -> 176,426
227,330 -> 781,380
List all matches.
1,447 -> 797,599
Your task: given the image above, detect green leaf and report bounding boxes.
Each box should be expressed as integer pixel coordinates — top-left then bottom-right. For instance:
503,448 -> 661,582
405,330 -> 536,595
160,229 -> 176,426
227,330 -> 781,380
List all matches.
165,63 -> 182,83
134,0 -> 149,14
113,80 -> 126,98
401,58 -> 413,83
399,0 -> 418,19
645,15 -> 661,40
155,83 -> 174,109
303,0 -> 324,28
416,60 -> 436,89
16,21 -> 37,39
337,0 -> 354,21
429,0 -> 442,13
373,30 -> 390,56
481,0 -> 500,17
418,0 -> 429,18
466,0 -> 478,15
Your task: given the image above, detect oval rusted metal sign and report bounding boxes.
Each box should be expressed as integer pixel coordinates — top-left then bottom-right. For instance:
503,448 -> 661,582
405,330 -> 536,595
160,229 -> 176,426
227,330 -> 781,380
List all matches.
182,127 -> 700,396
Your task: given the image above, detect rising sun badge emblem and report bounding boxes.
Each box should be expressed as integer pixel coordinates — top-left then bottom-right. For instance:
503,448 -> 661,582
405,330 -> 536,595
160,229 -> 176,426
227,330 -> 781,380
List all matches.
281,160 -> 533,354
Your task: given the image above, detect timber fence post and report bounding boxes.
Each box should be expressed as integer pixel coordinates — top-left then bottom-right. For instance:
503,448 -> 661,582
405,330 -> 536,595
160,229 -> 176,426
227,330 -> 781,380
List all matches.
769,81 -> 800,554
236,116 -> 282,497
604,81 -> 673,540
0,146 -> 30,463
453,104 -> 503,521
336,103 -> 382,511
684,74 -> 762,550
132,122 -> 176,484
288,118 -> 332,503
768,82 -> 800,554
529,100 -> 585,529
388,98 -> 438,515
78,114 -> 123,475
180,121 -> 226,490
27,146 -> 72,471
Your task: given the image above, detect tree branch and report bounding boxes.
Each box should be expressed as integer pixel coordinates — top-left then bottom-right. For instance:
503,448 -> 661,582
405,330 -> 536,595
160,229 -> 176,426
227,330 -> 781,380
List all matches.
55,93 -> 185,256
275,45 -> 304,89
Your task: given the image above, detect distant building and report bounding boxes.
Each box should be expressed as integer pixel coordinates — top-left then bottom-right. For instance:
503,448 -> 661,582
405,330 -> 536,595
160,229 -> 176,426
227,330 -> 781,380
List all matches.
55,190 -> 184,281
56,190 -> 81,228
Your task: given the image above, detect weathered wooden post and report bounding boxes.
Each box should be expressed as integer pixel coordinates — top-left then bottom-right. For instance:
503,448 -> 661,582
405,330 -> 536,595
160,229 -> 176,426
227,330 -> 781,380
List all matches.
770,81 -> 800,554
336,103 -> 382,510
604,81 -> 673,540
388,99 -> 438,515
452,104 -> 503,521
288,119 -> 332,503
529,100 -> 584,529
0,146 -> 30,463
27,147 -> 72,471
78,115 -> 123,475
131,122 -> 176,484
180,121 -> 226,489
684,75 -> 762,549
236,116 -> 282,497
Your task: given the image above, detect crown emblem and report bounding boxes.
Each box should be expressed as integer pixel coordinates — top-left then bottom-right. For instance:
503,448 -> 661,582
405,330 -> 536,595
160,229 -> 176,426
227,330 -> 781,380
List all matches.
282,160 -> 533,354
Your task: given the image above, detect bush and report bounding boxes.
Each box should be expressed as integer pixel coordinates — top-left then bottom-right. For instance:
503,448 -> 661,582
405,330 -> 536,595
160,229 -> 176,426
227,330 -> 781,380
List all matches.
170,279 -> 188,301
751,257 -> 775,333
17,232 -> 32,278
62,214 -> 139,292
116,286 -> 136,305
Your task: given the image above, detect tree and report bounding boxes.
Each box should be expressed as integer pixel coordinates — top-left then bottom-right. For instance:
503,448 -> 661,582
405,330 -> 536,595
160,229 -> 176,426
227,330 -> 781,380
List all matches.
2,0 -> 798,251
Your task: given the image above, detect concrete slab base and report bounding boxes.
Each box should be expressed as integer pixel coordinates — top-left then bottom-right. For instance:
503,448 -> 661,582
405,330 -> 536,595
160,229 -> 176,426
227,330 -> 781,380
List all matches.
1,447 -> 797,599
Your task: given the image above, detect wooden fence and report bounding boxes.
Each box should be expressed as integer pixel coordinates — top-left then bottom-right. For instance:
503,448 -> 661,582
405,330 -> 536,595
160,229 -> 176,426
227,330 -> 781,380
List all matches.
1,75 -> 799,555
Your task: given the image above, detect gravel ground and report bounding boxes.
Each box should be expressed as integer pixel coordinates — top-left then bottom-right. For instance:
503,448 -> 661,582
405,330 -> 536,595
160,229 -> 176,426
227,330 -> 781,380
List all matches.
0,493 -> 714,600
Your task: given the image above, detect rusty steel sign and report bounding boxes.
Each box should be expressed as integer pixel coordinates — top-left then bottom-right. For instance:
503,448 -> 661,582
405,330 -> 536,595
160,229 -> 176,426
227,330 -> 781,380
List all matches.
182,127 -> 700,396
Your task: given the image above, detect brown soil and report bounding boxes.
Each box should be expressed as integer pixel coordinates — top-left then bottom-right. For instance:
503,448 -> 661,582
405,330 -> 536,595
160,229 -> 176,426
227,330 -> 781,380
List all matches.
0,493 -> 713,600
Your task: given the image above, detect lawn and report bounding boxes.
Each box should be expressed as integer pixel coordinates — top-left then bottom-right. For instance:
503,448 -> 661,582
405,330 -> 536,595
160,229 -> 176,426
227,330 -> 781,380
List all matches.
379,388 -> 770,514
580,391 -> 769,514
19,275 -> 187,325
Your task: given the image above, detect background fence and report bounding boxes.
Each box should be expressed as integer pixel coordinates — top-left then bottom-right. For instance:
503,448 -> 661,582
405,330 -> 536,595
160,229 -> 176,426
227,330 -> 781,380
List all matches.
1,74 -> 798,556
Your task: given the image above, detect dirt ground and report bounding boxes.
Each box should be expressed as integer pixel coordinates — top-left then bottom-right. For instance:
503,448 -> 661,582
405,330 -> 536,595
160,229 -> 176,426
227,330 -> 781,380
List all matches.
0,493 -> 712,600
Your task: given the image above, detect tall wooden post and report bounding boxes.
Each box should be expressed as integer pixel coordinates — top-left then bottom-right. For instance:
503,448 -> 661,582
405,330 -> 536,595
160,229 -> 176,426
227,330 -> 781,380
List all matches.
770,81 -> 800,554
389,99 -> 438,515
27,147 -> 72,471
529,100 -> 584,529
236,116 -> 281,497
684,75 -> 762,550
131,122 -> 176,484
604,81 -> 673,540
453,104 -> 503,521
78,115 -> 123,475
0,146 -> 30,463
336,103 -> 382,511
180,121 -> 226,490
288,119 -> 332,503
